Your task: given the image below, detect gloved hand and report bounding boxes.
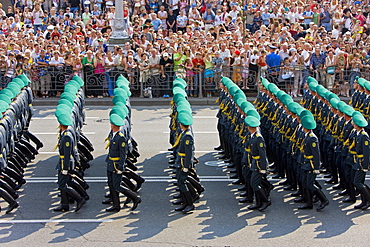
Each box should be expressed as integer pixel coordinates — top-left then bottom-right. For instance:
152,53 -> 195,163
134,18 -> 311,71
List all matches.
182,168 -> 189,173
363,169 -> 368,172
61,170 -> 68,175
313,170 -> 320,174
116,170 -> 123,174
259,170 -> 266,174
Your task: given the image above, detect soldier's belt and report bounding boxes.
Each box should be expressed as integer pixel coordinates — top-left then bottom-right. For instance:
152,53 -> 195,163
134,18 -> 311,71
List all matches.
357,154 -> 364,158
178,152 -> 185,156
304,155 -> 313,159
59,155 -> 72,158
109,157 -> 120,161
349,151 -> 357,155
252,156 -> 260,160
245,148 -> 251,152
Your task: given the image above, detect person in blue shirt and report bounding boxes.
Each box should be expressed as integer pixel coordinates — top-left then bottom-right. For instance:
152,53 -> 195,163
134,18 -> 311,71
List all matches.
266,45 -> 281,83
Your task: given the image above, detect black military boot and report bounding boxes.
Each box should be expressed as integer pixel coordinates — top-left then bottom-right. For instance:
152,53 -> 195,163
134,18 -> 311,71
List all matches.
258,189 -> 272,211
0,188 -> 19,214
315,190 -> 329,211
248,191 -> 262,210
106,190 -> 120,212
360,187 -> 370,210
122,176 -> 137,191
54,191 -> 69,212
298,189 -> 313,209
354,194 -> 366,209
175,193 -> 187,211
188,176 -> 204,195
66,189 -> 86,212
121,187 -> 141,211
182,191 -> 195,214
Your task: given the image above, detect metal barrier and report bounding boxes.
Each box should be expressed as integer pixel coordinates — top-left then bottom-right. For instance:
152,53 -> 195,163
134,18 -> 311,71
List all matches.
6,64 -> 367,98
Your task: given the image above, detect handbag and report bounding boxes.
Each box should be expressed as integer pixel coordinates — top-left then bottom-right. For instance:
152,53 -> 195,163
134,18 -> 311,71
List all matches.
326,66 -> 335,75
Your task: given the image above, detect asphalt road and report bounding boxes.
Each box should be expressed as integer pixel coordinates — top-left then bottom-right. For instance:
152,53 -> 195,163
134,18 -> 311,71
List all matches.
1,105 -> 370,247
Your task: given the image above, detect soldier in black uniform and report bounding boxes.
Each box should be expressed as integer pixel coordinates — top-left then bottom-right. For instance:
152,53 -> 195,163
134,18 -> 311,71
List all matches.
174,113 -> 195,214
105,114 -> 141,212
53,113 -> 86,212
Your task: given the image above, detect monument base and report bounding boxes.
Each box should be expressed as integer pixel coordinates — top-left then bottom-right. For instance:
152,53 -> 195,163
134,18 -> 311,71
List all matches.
108,37 -> 131,51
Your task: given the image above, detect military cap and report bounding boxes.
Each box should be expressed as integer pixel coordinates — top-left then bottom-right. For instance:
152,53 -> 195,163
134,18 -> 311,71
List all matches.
56,104 -> 72,114
72,75 -> 85,87
17,74 -> 31,86
221,76 -> 234,86
60,92 -> 76,103
114,88 -> 128,99
307,76 -> 318,84
276,90 -> 285,100
365,80 -> 370,91
0,88 -> 14,99
58,99 -> 74,108
316,85 -> 327,98
244,116 -> 260,127
178,112 -> 193,125
173,82 -> 186,90
12,78 -> 25,88
267,83 -> 279,95
110,113 -> 125,126
236,98 -> 246,108
110,106 -> 127,120
115,102 -> 129,115
299,109 -> 313,119
112,95 -> 126,105
119,85 -> 132,97
356,77 -> 366,88
6,85 -> 20,97
117,75 -> 130,85
57,112 -> 73,126
308,82 -> 319,92
173,87 -> 187,97
327,92 -> 340,102
261,77 -> 270,88
287,102 -> 300,114
301,115 -> 316,130
228,86 -> 240,96
173,77 -> 187,88
352,111 -> 368,127
340,105 -> 355,117
0,94 -> 11,104
173,93 -> 186,103
280,93 -> 293,105
0,100 -> 9,113
330,98 -> 339,109
337,101 -> 347,110
246,109 -> 261,120
295,106 -> 305,116
64,84 -> 78,94
177,104 -> 191,114
234,91 -> 247,100
241,101 -> 254,111
66,80 -> 81,89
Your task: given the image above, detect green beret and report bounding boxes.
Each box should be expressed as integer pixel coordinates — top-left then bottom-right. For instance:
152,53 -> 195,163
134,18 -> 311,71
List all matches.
110,106 -> 127,120
117,75 -> 130,86
234,91 -> 247,100
287,102 -> 300,114
241,101 -> 254,111
228,86 -> 240,96
119,84 -> 132,97
0,94 -> 11,105
296,106 -> 305,116
341,105 -> 355,117
221,77 -> 234,86
246,109 -> 261,120
327,92 -> 340,102
57,113 -> 73,126
178,112 -> 193,125
0,100 -> 9,113
12,78 -> 25,88
337,101 -> 347,110
357,77 -> 366,88
114,88 -> 128,99
58,99 -> 74,108
316,85 -> 327,98
330,98 -> 339,109
66,80 -> 81,89
173,93 -> 186,103
64,84 -> 78,94
276,90 -> 285,100
307,76 -> 318,84
352,111 -> 368,127
280,93 -> 293,105
173,78 -> 187,88
56,104 -> 72,114
267,83 -> 279,95
236,98 -> 246,108
17,74 -> 31,86
112,95 -> 126,105
173,86 -> 187,97
72,75 -> 85,87
244,116 -> 260,127
173,82 -> 186,90
110,113 -> 125,126
6,85 -> 20,97
0,88 -> 14,99
299,109 -> 313,119
115,102 -> 129,115
308,82 -> 319,92
301,115 -> 316,130
365,80 -> 370,91
60,92 -> 76,103
261,77 -> 270,89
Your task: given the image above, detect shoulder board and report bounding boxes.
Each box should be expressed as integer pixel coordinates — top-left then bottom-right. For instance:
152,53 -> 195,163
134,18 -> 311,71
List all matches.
309,133 -> 313,137
256,133 -> 260,137
118,132 -> 124,137
185,131 -> 191,135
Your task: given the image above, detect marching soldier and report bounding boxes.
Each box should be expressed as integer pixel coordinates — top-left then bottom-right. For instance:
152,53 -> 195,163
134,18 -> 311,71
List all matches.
53,113 -> 86,212
105,114 -> 141,212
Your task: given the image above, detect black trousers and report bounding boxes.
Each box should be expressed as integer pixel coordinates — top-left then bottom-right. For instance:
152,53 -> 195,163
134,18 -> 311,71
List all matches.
301,170 -> 317,192
250,170 -> 263,192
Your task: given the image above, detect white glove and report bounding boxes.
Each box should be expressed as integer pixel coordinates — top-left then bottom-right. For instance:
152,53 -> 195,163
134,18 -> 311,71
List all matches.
182,168 -> 189,173
363,169 -> 368,172
260,170 -> 266,174
61,170 -> 68,175
116,170 -> 123,174
313,170 -> 320,174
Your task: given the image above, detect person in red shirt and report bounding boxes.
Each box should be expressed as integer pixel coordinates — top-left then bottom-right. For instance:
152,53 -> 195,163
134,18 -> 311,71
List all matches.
191,52 -> 205,97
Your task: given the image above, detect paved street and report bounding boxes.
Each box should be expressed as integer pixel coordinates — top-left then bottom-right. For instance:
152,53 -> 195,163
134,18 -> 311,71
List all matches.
1,105 -> 370,246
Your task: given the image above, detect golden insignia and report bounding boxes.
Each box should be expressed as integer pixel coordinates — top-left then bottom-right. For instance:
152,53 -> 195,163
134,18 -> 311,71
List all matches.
260,143 -> 263,147
312,143 -> 316,147
66,142 -> 70,147
365,141 -> 369,146
122,142 -> 125,147
186,140 -> 190,145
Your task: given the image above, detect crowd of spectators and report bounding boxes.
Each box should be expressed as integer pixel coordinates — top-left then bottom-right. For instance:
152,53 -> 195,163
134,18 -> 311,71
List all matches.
1,0 -> 370,98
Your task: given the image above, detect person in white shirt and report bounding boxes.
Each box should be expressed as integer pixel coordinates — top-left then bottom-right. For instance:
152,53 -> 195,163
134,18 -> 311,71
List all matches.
49,51 -> 65,68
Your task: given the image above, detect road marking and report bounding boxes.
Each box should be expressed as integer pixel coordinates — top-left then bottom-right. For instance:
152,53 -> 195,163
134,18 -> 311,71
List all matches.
32,117 -> 99,120
0,219 -> 113,224
163,131 -> 217,134
160,151 -> 218,153
32,132 -> 95,135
